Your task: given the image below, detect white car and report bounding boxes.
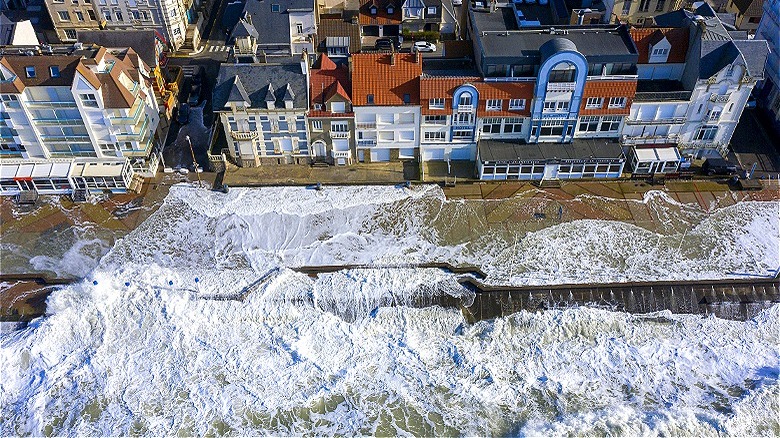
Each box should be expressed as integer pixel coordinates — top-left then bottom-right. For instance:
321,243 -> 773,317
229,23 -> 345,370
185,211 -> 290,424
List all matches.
413,41 -> 437,52
452,0 -> 462,5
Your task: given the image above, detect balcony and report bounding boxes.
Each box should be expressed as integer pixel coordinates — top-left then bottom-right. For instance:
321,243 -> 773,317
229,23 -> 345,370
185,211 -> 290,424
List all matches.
25,100 -> 78,108
332,150 -> 351,159
330,131 -> 350,139
32,118 -> 86,126
709,93 -> 731,103
230,131 -> 260,140
546,82 -> 576,92
625,116 -> 686,125
621,134 -> 680,145
356,122 -> 376,129
457,104 -> 474,113
357,139 -> 377,146
39,134 -> 91,142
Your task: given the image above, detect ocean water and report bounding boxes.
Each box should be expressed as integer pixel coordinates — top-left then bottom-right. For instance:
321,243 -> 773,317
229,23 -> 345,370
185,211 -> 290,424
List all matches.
1,185 -> 778,436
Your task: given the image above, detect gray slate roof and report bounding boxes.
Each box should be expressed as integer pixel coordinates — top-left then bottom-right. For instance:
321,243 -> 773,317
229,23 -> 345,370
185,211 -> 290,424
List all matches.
213,60 -> 308,110
478,138 -> 624,162
228,0 -> 313,48
77,30 -> 158,68
733,39 -> 770,79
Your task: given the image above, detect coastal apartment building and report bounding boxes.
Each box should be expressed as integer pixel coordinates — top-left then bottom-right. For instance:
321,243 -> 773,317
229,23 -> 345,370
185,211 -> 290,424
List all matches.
212,57 -> 310,166
43,0 -> 208,50
308,53 -> 355,165
351,52 -> 422,162
756,0 -> 780,135
0,46 -> 161,196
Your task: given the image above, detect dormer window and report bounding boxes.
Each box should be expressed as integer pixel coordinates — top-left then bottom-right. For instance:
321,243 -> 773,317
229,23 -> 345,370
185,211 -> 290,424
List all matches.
386,5 -> 394,13
271,3 -> 280,11
428,6 -> 436,14
403,93 -> 410,104
25,66 -> 36,78
49,66 -> 61,77
725,64 -> 735,77
367,94 -> 374,104
370,6 -> 377,14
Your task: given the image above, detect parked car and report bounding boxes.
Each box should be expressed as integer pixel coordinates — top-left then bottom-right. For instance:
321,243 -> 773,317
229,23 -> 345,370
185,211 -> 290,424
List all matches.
452,0 -> 462,5
375,37 -> 401,51
413,41 -> 437,52
177,103 -> 190,125
702,157 -> 737,176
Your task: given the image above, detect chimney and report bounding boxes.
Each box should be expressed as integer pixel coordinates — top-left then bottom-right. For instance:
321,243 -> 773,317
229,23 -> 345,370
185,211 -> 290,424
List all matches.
490,0 -> 496,12
415,51 -> 420,63
390,52 -> 395,65
300,49 -> 309,75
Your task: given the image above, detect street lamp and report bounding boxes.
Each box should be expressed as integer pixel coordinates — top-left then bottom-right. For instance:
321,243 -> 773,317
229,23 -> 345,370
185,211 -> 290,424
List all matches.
186,135 -> 202,185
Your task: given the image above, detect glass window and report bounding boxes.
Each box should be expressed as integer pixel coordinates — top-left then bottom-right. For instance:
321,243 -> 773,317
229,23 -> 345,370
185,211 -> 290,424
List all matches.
25,66 -> 36,78
508,99 -> 525,110
75,11 -> 84,20
578,116 -> 599,132
585,97 -> 603,109
312,120 -> 322,131
428,6 -> 436,13
57,10 -> 70,20
429,98 -> 444,109
608,97 -> 626,108
486,99 -> 502,111
271,4 -> 280,11
367,94 -> 374,104
49,66 -> 61,77
694,125 -> 718,141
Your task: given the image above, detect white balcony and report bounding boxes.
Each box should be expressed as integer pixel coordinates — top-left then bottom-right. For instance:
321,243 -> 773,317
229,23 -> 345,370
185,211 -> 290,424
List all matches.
356,122 -> 376,129
332,150 -> 351,159
330,131 -> 350,139
621,134 -> 680,145
624,116 -> 686,125
230,131 -> 259,140
457,104 -> 474,113
357,139 -> 376,146
546,82 -> 576,92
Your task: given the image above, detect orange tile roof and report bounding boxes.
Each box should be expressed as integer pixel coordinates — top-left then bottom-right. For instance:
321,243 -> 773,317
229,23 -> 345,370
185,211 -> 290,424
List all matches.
352,53 -> 422,106
359,0 -> 403,25
420,76 -> 534,116
310,54 -> 352,109
629,27 -> 689,64
580,80 -> 637,116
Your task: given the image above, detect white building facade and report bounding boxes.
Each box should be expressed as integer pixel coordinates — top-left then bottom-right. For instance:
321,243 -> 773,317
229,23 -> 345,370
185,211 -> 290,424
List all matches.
0,47 -> 161,195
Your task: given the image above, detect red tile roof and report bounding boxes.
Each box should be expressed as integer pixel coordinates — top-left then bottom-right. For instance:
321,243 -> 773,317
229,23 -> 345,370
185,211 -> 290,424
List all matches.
310,54 -> 352,109
352,53 -> 422,106
630,27 -> 689,64
420,76 -> 534,116
359,0 -> 403,25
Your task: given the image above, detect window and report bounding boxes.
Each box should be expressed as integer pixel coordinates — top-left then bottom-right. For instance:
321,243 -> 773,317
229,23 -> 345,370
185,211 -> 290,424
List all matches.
608,97 -> 626,108
429,98 -> 444,109
104,10 -> 112,20
651,47 -> 668,56
227,116 -> 238,131
424,131 -> 446,141
331,121 -> 348,132
115,11 -> 123,20
748,16 -> 760,23
131,10 -> 140,19
80,93 -> 98,107
481,117 -> 502,134
87,10 -> 96,20
578,116 -> 599,132
75,11 -> 84,20
458,94 -> 472,106
331,101 -> 346,113
543,101 -> 569,112
622,0 -> 631,14
271,3 -> 280,11
403,93 -> 411,104
486,99 -> 502,111
296,23 -> 303,34
452,129 -> 472,139
543,101 -> 556,112
639,0 -> 650,11
539,120 -> 565,136
248,117 -> 257,131
503,117 -> 523,133
655,0 -> 665,11
599,116 -> 622,131
25,66 -> 35,78
370,6 -> 377,14
707,108 -> 722,120
49,66 -> 61,77
367,94 -> 374,104
141,10 -> 150,20
695,125 -> 718,141
585,97 -> 603,109
58,11 -> 70,20
312,120 -> 322,131
724,64 -> 735,77
508,99 -> 525,110
64,29 -> 77,40
387,6 -> 394,13
424,115 -> 446,124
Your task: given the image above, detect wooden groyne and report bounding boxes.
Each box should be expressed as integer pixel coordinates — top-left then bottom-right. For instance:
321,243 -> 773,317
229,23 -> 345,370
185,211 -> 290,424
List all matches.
458,277 -> 780,322
291,263 -> 486,279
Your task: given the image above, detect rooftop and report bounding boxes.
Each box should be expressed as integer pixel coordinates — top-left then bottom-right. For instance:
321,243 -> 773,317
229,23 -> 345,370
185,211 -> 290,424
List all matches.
629,27 -> 689,64
317,17 -> 362,54
478,138 -> 624,162
213,59 -> 308,110
351,52 -> 422,106
77,30 -> 160,68
227,0 -> 313,49
310,53 -> 352,108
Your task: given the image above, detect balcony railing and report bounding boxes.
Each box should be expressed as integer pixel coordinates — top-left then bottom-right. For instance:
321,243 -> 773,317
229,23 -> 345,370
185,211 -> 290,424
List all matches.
356,122 -> 376,129
546,82 -> 576,92
709,93 -> 731,103
330,131 -> 350,139
32,118 -> 86,126
357,139 -> 376,146
621,134 -> 680,145
230,131 -> 260,140
332,150 -> 351,159
625,116 -> 686,125
457,104 -> 474,113
39,134 -> 91,142
634,90 -> 693,102
25,100 -> 78,108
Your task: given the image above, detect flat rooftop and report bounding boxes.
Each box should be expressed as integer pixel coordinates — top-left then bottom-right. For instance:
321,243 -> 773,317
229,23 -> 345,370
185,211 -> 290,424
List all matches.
478,138 -> 624,162
422,59 -> 480,77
